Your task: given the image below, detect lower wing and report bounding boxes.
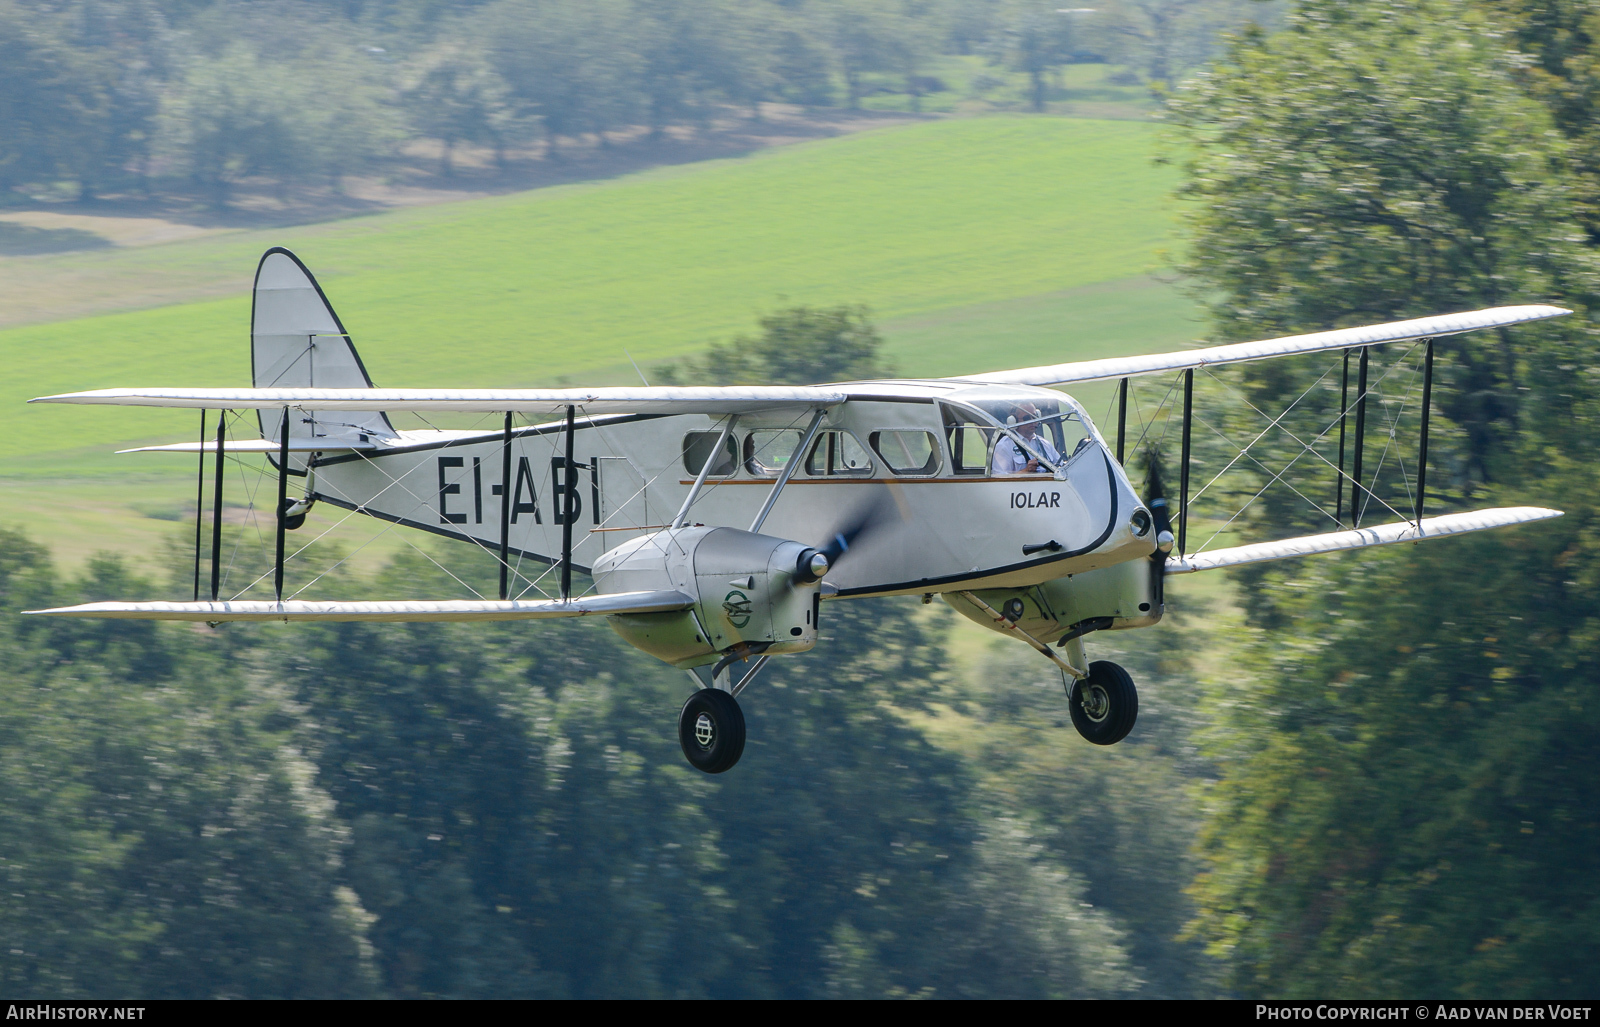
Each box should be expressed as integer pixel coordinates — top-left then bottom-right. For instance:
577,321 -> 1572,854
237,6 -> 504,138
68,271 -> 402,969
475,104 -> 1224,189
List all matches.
25,590 -> 693,622
1165,507 -> 1561,575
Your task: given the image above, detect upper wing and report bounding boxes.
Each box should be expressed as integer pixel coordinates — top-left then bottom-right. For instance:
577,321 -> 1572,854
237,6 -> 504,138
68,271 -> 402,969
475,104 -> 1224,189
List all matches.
117,439 -> 378,454
24,589 -> 695,622
1165,507 -> 1562,575
31,385 -> 846,415
957,305 -> 1570,388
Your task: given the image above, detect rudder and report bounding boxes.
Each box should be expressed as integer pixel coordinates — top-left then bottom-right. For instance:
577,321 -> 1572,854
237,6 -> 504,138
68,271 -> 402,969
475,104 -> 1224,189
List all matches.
251,247 -> 394,459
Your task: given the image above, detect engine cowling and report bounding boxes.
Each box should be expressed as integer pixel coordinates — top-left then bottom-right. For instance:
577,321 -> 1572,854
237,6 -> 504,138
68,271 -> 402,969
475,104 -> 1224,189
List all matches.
593,526 -> 823,670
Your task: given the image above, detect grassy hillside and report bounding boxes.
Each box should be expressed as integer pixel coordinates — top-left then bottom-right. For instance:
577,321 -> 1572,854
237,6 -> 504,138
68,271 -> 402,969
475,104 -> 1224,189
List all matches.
0,115 -> 1203,567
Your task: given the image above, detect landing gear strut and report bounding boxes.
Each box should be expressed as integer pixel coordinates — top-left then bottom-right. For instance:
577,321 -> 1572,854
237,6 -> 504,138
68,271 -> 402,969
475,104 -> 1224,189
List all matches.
1069,660 -> 1138,745
678,688 -> 746,773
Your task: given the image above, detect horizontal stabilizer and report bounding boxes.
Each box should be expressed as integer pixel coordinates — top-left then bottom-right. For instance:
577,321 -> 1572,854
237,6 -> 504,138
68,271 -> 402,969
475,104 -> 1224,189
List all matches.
32,385 -> 848,415
1165,507 -> 1563,575
118,439 -> 377,454
24,590 -> 694,622
965,305 -> 1570,387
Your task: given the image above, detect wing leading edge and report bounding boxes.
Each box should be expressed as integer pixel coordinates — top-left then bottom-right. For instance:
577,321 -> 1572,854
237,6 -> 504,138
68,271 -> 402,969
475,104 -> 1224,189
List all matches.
1165,507 -> 1562,575
960,305 -> 1570,388
31,385 -> 847,415
24,590 -> 694,622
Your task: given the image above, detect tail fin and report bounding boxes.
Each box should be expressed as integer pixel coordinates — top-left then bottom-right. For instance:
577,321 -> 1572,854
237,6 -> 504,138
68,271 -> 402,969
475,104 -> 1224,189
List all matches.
251,247 -> 394,461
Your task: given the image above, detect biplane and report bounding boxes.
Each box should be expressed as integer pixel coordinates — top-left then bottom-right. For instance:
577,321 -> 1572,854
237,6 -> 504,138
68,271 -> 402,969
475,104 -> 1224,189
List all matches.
27,248 -> 1566,773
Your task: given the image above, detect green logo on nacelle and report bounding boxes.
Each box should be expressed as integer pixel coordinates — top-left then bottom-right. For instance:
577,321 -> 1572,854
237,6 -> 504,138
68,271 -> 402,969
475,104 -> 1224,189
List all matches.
723,590 -> 752,629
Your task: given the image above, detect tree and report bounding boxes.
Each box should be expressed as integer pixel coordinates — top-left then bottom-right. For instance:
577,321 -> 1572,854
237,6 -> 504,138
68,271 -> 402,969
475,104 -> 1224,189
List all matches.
818,0 -> 908,110
297,57 -> 405,190
0,536 -> 380,998
1168,0 -> 1600,536
477,0 -> 642,157
655,304 -> 891,385
989,1 -> 1077,111
1168,0 -> 1600,996
627,0 -> 766,138
401,39 -> 522,176
1481,0 -> 1600,241
0,2 -> 112,195
751,2 -> 836,108
1094,0 -> 1272,85
155,41 -> 397,204
154,45 -> 295,205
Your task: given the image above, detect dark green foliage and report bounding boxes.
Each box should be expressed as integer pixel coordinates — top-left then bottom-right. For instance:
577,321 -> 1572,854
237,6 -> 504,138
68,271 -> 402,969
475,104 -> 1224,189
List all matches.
1187,521 -> 1600,997
0,0 -> 1272,206
1483,0 -> 1600,241
988,1 -> 1078,111
0,520 -> 1187,996
0,2 -> 113,196
656,303 -> 890,385
0,535 -> 379,998
1169,0 -> 1600,996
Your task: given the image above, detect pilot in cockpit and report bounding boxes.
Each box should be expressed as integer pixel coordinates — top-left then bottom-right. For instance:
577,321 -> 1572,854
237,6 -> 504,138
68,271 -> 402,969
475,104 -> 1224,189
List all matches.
991,402 -> 1061,476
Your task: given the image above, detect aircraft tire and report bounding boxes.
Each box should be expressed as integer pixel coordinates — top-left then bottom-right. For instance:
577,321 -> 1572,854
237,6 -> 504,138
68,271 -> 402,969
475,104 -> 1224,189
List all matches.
1069,661 -> 1138,745
279,498 -> 307,531
678,688 -> 746,773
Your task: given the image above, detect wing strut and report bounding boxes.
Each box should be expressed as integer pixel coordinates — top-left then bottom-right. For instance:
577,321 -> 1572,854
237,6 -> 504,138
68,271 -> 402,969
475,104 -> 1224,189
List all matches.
498,411 -> 513,600
750,409 -> 825,533
674,414 -> 737,529
192,410 -> 206,602
957,591 -> 1088,679
211,413 -> 226,600
561,404 -> 575,600
274,406 -> 290,601
1350,346 -> 1371,527
1116,378 -> 1128,464
1179,368 -> 1193,556
1416,339 -> 1434,522
1335,351 -> 1350,525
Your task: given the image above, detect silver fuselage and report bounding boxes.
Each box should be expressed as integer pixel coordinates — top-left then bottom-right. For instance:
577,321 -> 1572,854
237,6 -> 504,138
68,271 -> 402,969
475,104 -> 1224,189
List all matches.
306,380 -> 1155,599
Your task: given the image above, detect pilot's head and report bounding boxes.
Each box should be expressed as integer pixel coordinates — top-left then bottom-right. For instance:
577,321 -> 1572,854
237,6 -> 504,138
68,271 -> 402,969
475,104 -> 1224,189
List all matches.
1013,403 -> 1042,437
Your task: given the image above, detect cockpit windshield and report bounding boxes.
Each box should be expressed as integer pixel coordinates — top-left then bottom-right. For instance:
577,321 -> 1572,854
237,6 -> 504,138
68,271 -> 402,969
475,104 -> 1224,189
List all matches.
939,387 -> 1097,476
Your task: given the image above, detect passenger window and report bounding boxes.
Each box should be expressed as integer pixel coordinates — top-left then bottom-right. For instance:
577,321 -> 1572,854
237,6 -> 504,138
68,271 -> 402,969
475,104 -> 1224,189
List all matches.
805,431 -> 874,476
869,430 -> 940,475
941,407 -> 992,475
682,431 -> 737,476
744,430 -> 803,477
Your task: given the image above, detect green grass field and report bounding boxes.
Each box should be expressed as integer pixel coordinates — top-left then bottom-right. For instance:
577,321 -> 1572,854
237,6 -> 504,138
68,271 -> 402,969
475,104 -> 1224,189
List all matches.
0,115 -> 1205,571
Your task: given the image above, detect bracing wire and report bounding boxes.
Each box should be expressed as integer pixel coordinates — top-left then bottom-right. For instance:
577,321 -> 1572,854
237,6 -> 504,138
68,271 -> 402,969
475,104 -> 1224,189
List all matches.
1181,342 -> 1430,554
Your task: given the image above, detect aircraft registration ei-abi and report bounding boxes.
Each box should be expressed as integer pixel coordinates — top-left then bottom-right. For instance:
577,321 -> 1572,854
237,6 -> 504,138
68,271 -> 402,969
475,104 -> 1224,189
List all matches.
26,248 -> 1568,773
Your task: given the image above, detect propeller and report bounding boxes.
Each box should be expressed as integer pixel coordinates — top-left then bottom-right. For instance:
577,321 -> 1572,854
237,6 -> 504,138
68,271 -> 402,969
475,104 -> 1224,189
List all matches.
1142,447 -> 1175,555
794,489 -> 901,583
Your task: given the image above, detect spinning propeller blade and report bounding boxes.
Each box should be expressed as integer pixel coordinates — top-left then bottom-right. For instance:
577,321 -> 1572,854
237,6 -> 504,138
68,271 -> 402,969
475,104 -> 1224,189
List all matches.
1142,447 -> 1175,553
789,488 -> 905,586
817,490 -> 900,568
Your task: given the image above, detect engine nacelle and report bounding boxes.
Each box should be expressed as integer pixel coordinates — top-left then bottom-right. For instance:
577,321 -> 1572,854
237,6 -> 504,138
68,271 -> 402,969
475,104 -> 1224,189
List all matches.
593,526 -> 823,669
944,556 -> 1163,644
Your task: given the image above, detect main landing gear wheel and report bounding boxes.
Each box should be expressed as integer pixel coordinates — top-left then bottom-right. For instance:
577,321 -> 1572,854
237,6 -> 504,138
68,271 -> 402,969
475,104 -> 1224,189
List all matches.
1069,660 -> 1138,746
678,688 -> 746,774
